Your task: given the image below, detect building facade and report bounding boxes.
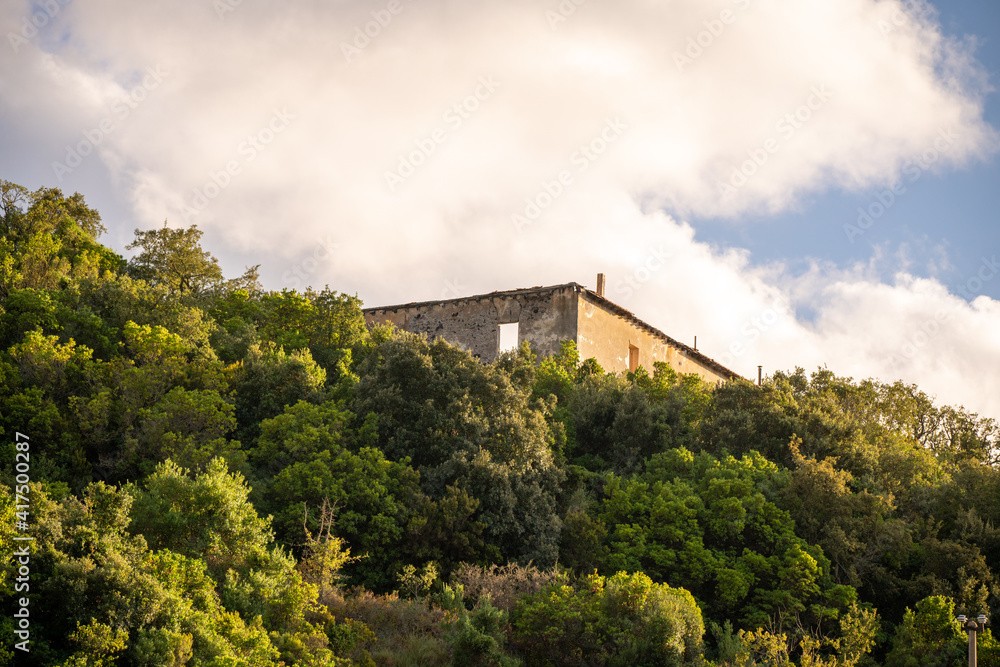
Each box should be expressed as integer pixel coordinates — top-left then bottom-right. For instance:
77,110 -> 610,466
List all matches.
363,278 -> 741,384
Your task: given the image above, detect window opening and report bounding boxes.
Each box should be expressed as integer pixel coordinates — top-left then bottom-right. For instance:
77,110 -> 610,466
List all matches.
498,322 -> 519,353
628,344 -> 639,373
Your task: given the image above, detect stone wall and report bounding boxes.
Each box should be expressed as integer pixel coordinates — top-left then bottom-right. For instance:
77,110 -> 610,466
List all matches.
363,284 -> 579,363
364,283 -> 740,384
576,291 -> 737,384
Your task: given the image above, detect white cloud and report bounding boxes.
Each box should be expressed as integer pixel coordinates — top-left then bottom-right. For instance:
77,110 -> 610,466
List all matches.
575,207 -> 1000,420
0,0 -> 998,417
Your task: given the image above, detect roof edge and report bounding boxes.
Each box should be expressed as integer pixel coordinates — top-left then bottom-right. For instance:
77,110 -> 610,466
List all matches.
363,282 -> 744,381
362,283 -> 583,313
576,288 -> 743,381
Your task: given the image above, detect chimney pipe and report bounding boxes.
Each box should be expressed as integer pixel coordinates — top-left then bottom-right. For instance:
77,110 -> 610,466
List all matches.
758,366 -> 763,386
694,336 -> 698,351
596,273 -> 606,297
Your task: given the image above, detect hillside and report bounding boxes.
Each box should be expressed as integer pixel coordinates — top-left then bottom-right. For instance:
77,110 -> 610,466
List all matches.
1,180 -> 999,666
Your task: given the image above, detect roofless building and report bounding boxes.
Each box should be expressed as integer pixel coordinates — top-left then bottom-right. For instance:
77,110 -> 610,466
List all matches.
364,275 -> 741,384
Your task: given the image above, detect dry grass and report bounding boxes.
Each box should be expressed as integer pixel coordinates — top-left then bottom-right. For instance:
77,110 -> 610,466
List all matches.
452,562 -> 566,613
323,587 -> 453,666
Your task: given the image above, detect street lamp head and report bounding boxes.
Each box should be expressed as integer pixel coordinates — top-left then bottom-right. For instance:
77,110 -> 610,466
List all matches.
978,615 -> 988,625
958,615 -> 968,623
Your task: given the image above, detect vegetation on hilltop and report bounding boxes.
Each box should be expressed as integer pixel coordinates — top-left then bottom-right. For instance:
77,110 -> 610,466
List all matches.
1,179 -> 999,666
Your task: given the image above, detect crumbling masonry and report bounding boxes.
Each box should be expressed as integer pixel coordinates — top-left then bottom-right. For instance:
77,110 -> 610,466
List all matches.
364,277 -> 740,384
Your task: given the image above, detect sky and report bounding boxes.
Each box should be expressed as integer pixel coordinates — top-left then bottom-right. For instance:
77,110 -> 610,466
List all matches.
1,0 -> 999,419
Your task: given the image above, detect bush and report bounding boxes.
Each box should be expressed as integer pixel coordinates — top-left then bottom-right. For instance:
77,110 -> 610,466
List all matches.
446,584 -> 521,667
885,595 -> 965,667
510,571 -> 704,666
452,562 -> 566,613
323,588 -> 452,665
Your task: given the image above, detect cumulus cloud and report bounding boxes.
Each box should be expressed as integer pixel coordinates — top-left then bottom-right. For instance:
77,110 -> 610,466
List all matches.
0,0 -> 998,417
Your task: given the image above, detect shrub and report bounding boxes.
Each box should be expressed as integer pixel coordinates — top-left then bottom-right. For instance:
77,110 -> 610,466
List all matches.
510,571 -> 704,666
452,561 -> 566,613
323,588 -> 452,665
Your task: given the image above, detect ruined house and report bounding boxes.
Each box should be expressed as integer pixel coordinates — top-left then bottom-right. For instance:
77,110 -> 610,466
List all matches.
363,274 -> 741,384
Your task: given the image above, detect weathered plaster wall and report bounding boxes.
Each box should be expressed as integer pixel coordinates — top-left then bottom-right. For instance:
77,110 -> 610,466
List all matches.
364,283 -> 739,384
363,285 -> 579,363
576,292 -> 735,384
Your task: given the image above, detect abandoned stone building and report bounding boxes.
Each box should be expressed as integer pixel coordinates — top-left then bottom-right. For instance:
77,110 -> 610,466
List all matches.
363,275 -> 741,385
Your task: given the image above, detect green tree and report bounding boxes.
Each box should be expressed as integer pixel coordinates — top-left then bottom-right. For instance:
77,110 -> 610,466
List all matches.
885,595 -> 966,667
15,481 -> 281,666
130,458 -> 274,576
122,386 -> 243,475
353,334 -> 557,473
352,334 -> 564,566
0,287 -> 62,348
231,342 -> 328,444
125,459 -> 358,663
778,439 -> 911,607
567,371 -> 695,475
0,182 -> 120,296
125,222 -> 258,297
511,571 -> 705,666
441,583 -> 520,667
596,447 -> 856,640
252,400 -> 486,590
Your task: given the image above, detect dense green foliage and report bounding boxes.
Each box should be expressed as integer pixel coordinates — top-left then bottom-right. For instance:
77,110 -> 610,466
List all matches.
1,179 -> 999,665
510,571 -> 704,666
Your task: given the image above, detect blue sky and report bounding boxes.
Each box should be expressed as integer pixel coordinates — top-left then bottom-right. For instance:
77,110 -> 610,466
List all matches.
692,0 -> 1000,302
1,0 -> 998,417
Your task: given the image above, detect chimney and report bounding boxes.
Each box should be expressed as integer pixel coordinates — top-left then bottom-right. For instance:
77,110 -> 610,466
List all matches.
596,273 -> 606,297
693,336 -> 698,351
758,366 -> 763,386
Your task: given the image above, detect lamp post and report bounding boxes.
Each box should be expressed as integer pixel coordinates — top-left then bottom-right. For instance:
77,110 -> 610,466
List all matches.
957,614 -> 989,667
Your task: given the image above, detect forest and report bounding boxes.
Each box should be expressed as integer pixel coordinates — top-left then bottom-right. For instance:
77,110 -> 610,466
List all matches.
1,179 -> 999,666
